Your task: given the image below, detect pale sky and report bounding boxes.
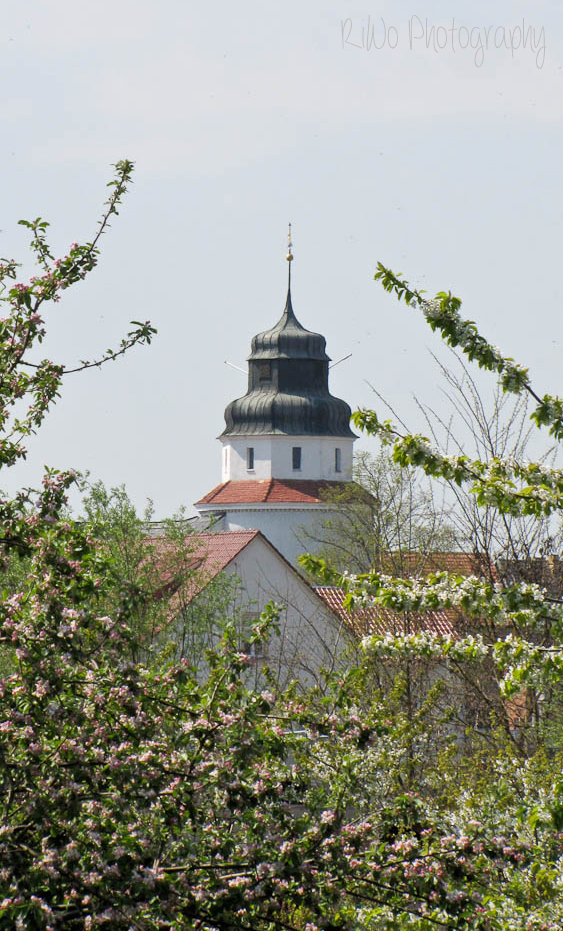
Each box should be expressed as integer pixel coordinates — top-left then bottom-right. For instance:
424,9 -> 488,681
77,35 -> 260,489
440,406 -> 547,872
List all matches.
1,0 -> 562,516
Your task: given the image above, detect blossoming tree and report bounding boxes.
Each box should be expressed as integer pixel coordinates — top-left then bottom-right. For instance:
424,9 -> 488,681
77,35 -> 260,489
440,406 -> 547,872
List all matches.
0,171 -> 562,930
302,262 -> 563,927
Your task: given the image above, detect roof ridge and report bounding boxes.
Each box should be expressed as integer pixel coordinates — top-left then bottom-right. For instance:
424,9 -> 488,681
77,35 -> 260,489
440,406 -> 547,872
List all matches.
194,529 -> 259,539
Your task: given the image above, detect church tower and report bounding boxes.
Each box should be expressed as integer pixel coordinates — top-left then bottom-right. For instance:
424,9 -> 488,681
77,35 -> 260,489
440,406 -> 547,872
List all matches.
195,231 -> 356,565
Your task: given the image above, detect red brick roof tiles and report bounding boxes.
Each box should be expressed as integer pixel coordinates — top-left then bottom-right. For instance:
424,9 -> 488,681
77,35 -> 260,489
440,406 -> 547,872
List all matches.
195,479 -> 349,506
149,531 -> 260,606
381,552 -> 498,582
315,587 -> 456,638
187,530 -> 260,572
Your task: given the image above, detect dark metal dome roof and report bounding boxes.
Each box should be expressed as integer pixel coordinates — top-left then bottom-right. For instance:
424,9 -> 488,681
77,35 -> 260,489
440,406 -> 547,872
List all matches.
249,290 -> 330,362
221,286 -> 355,438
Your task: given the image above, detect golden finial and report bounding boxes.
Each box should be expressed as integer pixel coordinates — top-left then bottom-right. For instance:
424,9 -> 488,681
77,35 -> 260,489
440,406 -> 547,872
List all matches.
286,222 -> 293,262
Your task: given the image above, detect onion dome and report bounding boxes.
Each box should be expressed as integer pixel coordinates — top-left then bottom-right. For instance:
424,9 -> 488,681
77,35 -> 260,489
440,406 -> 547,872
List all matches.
222,246 -> 355,438
248,289 -> 330,363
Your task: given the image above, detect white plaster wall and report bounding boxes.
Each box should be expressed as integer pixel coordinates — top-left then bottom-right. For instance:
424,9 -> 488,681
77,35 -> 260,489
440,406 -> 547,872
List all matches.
226,536 -> 356,691
221,435 -> 354,482
220,506 -> 333,567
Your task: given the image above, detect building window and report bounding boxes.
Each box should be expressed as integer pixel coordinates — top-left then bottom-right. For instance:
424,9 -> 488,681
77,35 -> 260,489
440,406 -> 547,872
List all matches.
246,447 -> 254,471
258,362 -> 271,383
292,446 -> 302,471
242,639 -> 266,661
335,447 -> 341,472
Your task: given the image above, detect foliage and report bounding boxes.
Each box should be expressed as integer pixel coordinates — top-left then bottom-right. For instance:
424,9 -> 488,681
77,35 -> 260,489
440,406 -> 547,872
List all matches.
1,528 -> 536,930
0,159 -> 154,474
1,170 -> 563,928
298,449 -> 456,575
348,346 -> 563,756
0,161 -> 153,680
297,451 -> 463,780
302,261 -> 563,887
79,481 -> 245,665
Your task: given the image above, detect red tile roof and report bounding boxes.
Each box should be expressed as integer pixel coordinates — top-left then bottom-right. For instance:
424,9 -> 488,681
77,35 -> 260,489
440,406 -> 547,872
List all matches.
316,554 -> 496,637
195,479 -> 350,506
149,530 -> 338,622
149,530 -> 260,606
381,552 -> 498,582
187,530 -> 261,574
315,587 -> 456,638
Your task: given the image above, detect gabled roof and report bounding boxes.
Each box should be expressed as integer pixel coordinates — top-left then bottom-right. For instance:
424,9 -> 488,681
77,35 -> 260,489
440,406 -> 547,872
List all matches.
315,587 -> 456,638
150,530 -> 261,605
151,529 -> 340,621
187,530 -> 261,573
196,479 -> 350,506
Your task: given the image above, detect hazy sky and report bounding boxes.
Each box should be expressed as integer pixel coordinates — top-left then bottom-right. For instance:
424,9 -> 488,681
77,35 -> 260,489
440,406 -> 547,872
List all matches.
1,0 -> 562,516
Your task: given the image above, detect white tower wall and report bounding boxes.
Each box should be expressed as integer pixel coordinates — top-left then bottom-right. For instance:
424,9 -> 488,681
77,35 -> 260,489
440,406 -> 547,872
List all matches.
202,504 -> 339,567
221,435 -> 354,482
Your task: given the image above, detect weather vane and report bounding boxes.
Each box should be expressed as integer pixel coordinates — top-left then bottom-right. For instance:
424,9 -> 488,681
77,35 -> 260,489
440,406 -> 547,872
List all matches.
286,223 -> 293,263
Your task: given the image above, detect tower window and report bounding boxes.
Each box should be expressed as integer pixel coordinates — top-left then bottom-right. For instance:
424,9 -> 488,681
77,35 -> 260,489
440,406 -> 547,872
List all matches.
292,446 -> 302,471
246,447 -> 255,471
335,448 -> 341,472
258,362 -> 271,383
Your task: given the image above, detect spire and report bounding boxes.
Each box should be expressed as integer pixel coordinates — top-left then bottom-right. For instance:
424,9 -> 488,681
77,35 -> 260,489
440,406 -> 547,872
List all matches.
286,222 -> 293,290
281,222 -> 298,326
221,231 -> 355,439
